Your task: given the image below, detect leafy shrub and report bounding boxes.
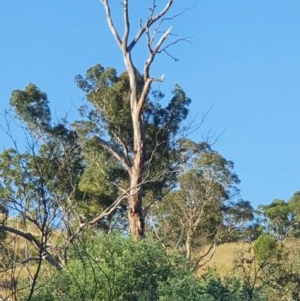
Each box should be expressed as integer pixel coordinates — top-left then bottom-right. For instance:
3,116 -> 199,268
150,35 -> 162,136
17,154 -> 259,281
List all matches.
30,234 -> 265,301
32,234 -> 196,301
253,233 -> 277,262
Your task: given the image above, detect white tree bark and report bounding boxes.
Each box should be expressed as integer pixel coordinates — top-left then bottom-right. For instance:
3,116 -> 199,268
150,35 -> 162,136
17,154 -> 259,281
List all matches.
100,0 -> 176,237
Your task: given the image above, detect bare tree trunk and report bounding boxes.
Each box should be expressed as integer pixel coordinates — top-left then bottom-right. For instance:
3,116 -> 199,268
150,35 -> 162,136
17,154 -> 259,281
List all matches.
128,191 -> 144,237
101,0 -> 176,237
128,109 -> 145,237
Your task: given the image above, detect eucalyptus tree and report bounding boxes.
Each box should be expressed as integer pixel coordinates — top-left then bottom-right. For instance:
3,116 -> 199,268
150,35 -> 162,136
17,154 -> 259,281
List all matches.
257,192 -> 300,242
0,84 -> 86,299
151,140 -> 243,267
74,65 -> 191,238
74,0 -> 193,237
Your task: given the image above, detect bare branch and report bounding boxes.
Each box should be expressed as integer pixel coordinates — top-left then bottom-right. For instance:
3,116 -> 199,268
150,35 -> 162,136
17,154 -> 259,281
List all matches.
100,0 -> 122,48
93,136 -> 132,176
194,242 -> 217,270
127,0 -> 175,51
68,192 -> 128,243
0,225 -> 40,250
0,225 -> 63,270
122,0 -> 130,49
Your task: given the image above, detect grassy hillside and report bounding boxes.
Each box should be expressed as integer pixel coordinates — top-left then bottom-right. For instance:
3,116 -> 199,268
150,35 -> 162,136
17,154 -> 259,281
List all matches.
197,242 -> 254,276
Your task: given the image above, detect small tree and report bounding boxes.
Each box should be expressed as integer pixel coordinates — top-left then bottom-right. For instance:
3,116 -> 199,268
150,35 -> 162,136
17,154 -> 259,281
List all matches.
258,196 -> 300,242
0,84 -> 87,298
151,140 -> 242,268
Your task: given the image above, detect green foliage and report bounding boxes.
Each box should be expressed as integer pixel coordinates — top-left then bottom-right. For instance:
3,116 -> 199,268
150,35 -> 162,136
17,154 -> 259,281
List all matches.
253,233 -> 277,262
287,192 -> 300,237
289,192 -> 300,219
201,275 -> 263,301
249,235 -> 300,301
152,141 -> 244,264
4,63 -> 194,232
0,136 -> 83,222
248,194 -> 300,300
258,195 -> 300,241
158,274 -> 203,301
31,235 -> 192,301
74,64 -> 192,203
222,199 -> 256,242
10,83 -> 51,132
6,83 -> 84,201
30,235 -> 264,301
75,65 -> 133,141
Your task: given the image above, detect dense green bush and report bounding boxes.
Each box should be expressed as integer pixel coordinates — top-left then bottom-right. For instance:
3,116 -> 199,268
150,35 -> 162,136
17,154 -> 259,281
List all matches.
31,234 -> 191,301
30,234 -> 263,301
253,233 -> 278,262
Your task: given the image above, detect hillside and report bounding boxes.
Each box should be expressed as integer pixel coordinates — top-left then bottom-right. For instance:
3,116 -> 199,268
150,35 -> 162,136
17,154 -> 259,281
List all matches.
197,242 -> 254,276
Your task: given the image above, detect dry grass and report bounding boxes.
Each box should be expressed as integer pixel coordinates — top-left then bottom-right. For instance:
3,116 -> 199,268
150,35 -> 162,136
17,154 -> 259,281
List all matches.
196,242 -> 254,276
0,217 -> 57,299
197,239 -> 300,279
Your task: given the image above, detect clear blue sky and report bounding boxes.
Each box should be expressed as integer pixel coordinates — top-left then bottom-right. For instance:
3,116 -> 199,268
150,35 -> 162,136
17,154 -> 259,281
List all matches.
1,0 -> 300,208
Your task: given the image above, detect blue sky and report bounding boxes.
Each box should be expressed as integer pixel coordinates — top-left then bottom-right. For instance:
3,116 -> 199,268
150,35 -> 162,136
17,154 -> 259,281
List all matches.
1,0 -> 300,208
